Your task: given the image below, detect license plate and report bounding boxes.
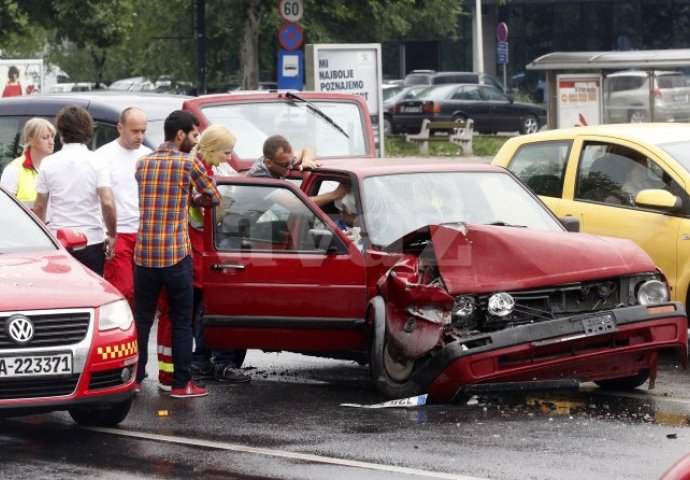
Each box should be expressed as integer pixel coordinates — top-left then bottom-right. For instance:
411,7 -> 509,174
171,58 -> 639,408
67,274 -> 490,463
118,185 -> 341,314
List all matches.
403,106 -> 421,113
581,312 -> 617,336
673,95 -> 688,102
0,353 -> 73,378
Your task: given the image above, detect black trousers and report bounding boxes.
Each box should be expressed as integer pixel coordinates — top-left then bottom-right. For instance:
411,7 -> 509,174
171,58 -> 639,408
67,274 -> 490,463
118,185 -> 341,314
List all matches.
71,242 -> 105,276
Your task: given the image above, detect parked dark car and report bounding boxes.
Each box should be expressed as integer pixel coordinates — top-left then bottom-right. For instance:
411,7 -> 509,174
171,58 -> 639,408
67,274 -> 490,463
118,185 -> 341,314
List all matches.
382,85 -> 427,135
0,92 -> 189,174
392,83 -> 546,135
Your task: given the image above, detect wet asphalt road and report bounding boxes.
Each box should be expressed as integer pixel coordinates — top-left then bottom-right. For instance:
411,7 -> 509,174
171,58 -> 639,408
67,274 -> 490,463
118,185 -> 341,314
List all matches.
2,338 -> 690,480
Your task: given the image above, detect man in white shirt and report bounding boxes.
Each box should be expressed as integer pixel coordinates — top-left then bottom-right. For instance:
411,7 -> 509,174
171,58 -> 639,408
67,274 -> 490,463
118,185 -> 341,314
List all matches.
97,107 -> 152,307
34,105 -> 117,275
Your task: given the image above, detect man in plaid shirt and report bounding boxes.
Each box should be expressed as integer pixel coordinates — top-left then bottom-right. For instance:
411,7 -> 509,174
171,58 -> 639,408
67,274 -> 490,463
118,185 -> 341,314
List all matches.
133,110 -> 220,398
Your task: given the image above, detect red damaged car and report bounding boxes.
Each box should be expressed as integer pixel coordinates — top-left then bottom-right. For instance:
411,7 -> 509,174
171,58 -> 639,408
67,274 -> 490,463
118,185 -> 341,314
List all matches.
200,159 -> 687,402
0,187 -> 137,425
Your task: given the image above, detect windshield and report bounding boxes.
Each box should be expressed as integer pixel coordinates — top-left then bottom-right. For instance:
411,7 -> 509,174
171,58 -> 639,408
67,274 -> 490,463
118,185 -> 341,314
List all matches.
361,171 -> 563,247
0,189 -> 56,254
200,100 -> 369,160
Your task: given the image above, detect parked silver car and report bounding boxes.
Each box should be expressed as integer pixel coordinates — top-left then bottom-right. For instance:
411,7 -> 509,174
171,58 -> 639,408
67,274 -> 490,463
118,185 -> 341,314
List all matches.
604,70 -> 690,123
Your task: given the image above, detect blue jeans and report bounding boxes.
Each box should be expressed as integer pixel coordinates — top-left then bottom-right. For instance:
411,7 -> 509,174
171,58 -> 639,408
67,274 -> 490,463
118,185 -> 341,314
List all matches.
192,318 -> 246,368
134,256 -> 194,389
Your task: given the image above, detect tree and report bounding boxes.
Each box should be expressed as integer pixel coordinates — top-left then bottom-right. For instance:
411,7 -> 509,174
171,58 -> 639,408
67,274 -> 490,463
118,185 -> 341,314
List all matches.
239,0 -> 265,89
236,0 -> 464,89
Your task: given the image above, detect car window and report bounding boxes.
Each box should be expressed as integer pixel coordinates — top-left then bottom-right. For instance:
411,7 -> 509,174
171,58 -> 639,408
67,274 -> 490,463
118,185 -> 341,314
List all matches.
214,184 -> 337,253
505,140 -> 571,198
92,122 -> 119,150
0,115 -> 29,174
657,74 -> 687,89
479,85 -> 507,101
0,116 -> 119,176
417,84 -> 456,101
575,142 -> 678,208
607,75 -> 646,93
453,86 -> 481,100
0,189 -> 56,253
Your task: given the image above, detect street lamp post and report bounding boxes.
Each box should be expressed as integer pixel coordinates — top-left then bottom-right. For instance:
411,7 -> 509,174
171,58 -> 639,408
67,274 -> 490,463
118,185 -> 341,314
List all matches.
476,0 -> 484,75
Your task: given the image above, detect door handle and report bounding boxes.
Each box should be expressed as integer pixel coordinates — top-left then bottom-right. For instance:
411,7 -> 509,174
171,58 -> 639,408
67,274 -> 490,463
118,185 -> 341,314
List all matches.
211,263 -> 246,270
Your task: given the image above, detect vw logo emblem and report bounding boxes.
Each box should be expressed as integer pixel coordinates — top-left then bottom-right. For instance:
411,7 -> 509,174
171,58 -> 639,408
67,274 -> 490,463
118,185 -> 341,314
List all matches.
7,315 -> 34,345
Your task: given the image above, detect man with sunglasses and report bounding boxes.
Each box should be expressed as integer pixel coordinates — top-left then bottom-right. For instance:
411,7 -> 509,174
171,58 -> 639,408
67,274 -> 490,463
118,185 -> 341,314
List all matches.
247,134 -> 346,206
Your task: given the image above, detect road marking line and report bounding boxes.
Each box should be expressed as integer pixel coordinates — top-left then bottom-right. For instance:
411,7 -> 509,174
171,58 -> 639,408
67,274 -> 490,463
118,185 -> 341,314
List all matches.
86,426 -> 488,480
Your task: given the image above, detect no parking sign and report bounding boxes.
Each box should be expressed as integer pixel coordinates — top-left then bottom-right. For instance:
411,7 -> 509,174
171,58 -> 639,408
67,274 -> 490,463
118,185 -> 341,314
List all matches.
279,22 -> 303,51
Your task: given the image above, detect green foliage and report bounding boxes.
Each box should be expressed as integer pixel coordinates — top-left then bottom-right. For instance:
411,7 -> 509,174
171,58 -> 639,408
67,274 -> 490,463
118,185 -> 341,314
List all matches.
385,134 -> 507,158
304,0 -> 462,43
0,0 -> 464,91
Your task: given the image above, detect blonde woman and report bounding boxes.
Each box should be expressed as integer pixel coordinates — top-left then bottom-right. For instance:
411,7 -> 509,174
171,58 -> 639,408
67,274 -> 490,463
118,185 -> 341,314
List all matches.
156,124 -> 249,391
1,117 -> 55,206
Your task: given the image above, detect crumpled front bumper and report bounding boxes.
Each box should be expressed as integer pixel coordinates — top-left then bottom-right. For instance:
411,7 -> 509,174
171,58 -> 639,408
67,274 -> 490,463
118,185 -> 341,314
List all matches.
411,303 -> 688,402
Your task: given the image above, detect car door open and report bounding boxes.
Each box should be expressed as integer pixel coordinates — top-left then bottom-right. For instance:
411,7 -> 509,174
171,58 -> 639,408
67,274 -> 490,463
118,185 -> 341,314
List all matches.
202,177 -> 369,353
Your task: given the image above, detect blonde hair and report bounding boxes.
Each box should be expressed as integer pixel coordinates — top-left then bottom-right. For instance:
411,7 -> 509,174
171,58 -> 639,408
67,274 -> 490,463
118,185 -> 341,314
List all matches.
192,124 -> 237,166
22,117 -> 56,153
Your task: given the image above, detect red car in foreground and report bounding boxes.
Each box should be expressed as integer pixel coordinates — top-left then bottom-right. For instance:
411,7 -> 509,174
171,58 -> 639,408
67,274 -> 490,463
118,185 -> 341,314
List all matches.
200,158 -> 688,402
0,187 -> 138,426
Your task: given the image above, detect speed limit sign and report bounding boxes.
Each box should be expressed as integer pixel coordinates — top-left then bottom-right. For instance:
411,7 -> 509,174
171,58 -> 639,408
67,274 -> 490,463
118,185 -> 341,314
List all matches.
279,0 -> 303,22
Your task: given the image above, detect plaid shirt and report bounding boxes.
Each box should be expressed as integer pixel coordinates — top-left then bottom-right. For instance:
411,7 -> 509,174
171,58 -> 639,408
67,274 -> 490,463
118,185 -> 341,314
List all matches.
134,143 -> 220,268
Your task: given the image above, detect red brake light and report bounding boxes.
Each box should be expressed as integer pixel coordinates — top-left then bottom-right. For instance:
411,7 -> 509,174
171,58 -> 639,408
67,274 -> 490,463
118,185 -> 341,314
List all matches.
654,88 -> 662,100
394,104 -> 401,114
422,102 -> 438,114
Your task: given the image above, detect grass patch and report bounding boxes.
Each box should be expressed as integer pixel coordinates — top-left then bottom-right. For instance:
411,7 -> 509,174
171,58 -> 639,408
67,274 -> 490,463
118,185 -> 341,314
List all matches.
384,134 -> 508,158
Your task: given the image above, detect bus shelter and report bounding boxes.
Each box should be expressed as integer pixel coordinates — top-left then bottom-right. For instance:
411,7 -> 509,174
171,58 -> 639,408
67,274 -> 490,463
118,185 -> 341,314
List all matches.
527,49 -> 690,129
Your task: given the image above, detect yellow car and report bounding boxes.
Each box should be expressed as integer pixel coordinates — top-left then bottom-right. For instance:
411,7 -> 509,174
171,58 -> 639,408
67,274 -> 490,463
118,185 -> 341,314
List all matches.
493,124 -> 690,306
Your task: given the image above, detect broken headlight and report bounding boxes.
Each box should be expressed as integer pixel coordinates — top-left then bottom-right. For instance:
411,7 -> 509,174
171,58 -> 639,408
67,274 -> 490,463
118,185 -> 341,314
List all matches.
487,292 -> 515,317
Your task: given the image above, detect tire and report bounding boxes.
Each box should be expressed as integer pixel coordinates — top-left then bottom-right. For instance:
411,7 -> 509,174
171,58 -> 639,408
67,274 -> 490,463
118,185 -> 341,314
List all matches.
594,368 -> 650,390
68,397 -> 133,427
628,109 -> 648,123
369,297 -> 423,399
520,114 -> 539,135
450,114 -> 468,135
383,116 -> 393,135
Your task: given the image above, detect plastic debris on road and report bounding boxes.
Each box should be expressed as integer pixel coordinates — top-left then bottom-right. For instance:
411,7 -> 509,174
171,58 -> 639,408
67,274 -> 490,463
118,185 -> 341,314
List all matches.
340,394 -> 428,409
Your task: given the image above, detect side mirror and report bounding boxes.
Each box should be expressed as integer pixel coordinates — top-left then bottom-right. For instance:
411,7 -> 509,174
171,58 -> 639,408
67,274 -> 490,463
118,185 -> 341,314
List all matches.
56,228 -> 88,251
309,228 -> 334,252
560,216 -> 580,233
634,189 -> 682,212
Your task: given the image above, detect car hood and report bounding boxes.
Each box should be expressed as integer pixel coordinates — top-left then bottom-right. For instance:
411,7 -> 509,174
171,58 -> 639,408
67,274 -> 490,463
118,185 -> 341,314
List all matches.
388,224 -> 655,294
0,251 -> 122,310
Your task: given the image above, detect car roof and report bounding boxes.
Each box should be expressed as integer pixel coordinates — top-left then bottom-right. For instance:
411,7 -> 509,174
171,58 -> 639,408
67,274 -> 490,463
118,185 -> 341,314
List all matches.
0,92 -> 191,121
511,123 -> 690,145
312,156 -> 502,177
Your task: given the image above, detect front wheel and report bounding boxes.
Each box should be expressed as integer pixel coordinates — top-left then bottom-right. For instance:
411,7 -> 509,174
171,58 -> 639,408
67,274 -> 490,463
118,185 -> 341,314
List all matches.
594,368 -> 650,390
383,116 -> 393,135
520,114 -> 539,134
369,297 -> 423,399
69,397 -> 133,427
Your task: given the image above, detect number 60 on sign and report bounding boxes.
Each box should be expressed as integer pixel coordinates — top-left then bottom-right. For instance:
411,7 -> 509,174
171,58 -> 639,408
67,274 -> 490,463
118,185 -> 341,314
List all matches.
279,0 -> 303,22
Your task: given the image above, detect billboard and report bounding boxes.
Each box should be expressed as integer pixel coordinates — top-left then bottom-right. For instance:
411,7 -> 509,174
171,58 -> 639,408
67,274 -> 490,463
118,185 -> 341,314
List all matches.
556,74 -> 602,128
0,59 -> 44,97
304,43 -> 384,155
